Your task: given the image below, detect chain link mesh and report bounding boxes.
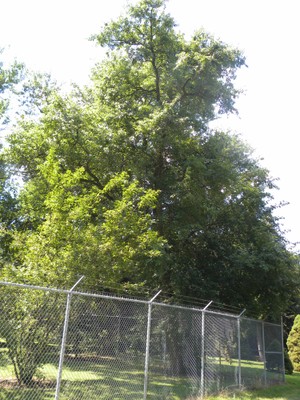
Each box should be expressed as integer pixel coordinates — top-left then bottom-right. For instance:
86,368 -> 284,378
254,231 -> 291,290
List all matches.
148,304 -> 203,399
0,282 -> 284,399
0,284 -> 65,399
240,318 -> 266,388
59,293 -> 148,399
204,313 -> 238,396
264,322 -> 284,385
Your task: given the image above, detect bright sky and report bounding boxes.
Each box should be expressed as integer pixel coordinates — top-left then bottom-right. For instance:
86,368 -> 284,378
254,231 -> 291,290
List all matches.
1,0 -> 299,249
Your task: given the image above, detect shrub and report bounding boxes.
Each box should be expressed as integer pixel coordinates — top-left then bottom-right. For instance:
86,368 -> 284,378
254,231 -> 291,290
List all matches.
284,350 -> 293,374
287,315 -> 300,372
0,286 -> 64,386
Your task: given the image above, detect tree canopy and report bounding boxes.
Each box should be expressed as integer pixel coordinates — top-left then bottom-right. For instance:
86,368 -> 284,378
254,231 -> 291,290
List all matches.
0,49 -> 23,122
0,50 -> 23,267
1,0 -> 299,319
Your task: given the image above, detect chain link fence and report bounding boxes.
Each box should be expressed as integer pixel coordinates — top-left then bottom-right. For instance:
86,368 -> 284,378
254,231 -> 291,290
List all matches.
0,281 -> 284,399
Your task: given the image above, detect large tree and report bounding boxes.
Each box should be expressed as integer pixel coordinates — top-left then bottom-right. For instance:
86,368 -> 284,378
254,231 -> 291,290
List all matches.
0,50 -> 23,267
3,0 -> 299,318
0,49 -> 23,122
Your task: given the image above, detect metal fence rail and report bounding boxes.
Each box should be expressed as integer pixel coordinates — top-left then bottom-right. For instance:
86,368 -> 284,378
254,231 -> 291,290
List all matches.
0,281 -> 285,399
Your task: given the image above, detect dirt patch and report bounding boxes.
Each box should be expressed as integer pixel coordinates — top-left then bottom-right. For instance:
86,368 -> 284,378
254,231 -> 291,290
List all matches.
0,378 -> 56,389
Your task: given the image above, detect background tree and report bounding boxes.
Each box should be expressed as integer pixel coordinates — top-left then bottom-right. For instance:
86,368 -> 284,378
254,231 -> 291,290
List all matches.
0,48 -> 23,122
0,151 -> 19,268
89,0 -> 298,318
0,49 -> 23,269
3,0 -> 299,320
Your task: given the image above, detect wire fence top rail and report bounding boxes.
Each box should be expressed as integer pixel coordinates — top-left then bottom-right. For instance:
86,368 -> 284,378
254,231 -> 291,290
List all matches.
0,280 -> 150,305
0,280 -> 252,318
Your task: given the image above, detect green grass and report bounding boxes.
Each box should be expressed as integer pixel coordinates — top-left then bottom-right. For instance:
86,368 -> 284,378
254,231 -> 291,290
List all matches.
0,350 -> 296,400
0,355 -> 145,400
205,373 -> 300,400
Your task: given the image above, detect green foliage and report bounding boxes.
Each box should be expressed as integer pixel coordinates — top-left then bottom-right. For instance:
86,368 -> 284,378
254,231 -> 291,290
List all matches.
0,150 -> 20,269
2,0 -> 299,319
285,350 -> 294,375
0,286 -> 64,386
1,152 -> 165,288
0,48 -> 23,122
0,49 -> 23,267
287,315 -> 300,372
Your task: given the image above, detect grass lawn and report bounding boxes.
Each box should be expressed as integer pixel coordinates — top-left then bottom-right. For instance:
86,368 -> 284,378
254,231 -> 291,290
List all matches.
205,373 -> 300,400
0,348 -> 296,400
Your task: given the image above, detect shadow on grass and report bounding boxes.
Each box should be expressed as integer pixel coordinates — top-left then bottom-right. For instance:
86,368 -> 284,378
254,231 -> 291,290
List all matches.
59,378 -> 144,400
0,357 -> 146,400
0,357 -> 294,400
0,388 -> 54,400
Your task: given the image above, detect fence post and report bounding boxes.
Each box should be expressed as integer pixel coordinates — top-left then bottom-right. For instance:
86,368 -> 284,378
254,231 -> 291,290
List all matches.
143,290 -> 161,400
237,309 -> 246,389
54,276 -> 84,400
262,321 -> 267,386
200,301 -> 213,400
280,316 -> 286,382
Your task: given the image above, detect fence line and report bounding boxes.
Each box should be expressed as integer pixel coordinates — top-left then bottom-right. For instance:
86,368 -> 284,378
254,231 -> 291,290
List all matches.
0,281 -> 285,399
55,276 -> 85,400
